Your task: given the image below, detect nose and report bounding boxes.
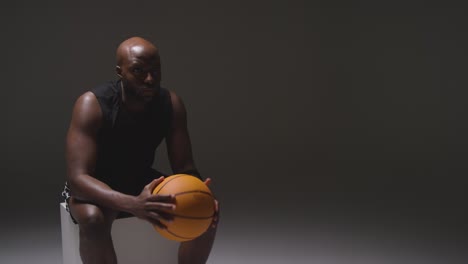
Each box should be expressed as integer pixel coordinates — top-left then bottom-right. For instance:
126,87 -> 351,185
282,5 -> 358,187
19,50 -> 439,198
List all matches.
144,72 -> 154,84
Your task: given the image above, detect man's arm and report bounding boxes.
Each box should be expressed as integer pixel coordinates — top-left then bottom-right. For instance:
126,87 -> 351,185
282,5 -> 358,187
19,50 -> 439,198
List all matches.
166,91 -> 220,231
66,92 -> 137,212
166,91 -> 199,175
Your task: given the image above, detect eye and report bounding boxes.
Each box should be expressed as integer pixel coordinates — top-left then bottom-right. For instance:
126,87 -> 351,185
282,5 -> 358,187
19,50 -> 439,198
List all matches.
132,67 -> 144,74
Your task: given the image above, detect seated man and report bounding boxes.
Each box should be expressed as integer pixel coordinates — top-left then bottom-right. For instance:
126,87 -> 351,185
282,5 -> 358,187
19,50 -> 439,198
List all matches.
62,36 -> 218,264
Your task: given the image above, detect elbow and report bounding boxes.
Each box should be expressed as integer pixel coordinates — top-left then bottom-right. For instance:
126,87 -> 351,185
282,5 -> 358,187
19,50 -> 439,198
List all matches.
67,176 -> 78,191
66,172 -> 80,190
66,173 -> 87,199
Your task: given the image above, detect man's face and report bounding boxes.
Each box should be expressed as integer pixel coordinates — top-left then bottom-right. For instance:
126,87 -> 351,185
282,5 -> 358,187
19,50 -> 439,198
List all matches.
119,45 -> 161,102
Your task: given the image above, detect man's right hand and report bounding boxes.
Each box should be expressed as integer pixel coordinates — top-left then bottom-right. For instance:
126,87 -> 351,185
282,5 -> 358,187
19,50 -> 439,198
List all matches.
131,176 -> 176,229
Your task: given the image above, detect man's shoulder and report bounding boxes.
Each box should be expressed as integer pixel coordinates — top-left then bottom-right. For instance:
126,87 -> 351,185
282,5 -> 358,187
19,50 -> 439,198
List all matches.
85,81 -> 120,113
162,89 -> 180,104
90,81 -> 119,98
71,91 -> 103,130
73,81 -> 118,121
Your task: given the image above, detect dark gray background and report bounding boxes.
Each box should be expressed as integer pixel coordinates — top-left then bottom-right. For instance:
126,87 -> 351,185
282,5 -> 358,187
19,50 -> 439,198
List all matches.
1,1 -> 467,263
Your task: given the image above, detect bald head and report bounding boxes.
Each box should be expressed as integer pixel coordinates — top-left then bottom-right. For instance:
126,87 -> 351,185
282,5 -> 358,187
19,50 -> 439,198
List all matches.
115,37 -> 162,101
116,37 -> 159,66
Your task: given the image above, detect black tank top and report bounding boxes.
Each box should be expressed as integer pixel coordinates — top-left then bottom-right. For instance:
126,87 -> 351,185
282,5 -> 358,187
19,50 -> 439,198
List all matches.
90,80 -> 172,194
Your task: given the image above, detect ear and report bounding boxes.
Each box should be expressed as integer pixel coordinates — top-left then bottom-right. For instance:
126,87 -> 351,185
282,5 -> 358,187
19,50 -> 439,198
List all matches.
116,65 -> 123,78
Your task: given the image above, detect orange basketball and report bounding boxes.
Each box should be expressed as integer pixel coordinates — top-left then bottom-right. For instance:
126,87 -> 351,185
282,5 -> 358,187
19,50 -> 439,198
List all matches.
151,174 -> 215,242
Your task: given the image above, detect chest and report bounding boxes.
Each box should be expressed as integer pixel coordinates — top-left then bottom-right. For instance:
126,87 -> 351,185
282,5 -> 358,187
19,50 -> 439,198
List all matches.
112,108 -> 165,148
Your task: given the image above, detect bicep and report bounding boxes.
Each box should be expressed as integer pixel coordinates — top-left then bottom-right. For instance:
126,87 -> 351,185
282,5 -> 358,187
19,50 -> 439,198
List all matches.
166,92 -> 195,172
66,93 -> 102,180
66,124 -> 98,178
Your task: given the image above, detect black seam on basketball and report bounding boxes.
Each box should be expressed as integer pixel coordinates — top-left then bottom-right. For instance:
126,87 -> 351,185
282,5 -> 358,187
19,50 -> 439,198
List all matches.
154,174 -> 186,194
174,190 -> 213,197
164,228 -> 198,240
172,214 -> 215,219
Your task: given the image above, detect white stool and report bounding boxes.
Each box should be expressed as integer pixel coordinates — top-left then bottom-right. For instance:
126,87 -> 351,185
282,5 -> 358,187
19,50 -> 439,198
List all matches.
60,203 -> 179,264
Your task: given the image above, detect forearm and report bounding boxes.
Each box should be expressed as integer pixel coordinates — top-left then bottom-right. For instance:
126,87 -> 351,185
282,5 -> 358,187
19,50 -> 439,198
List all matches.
68,174 -> 136,213
170,156 -> 199,177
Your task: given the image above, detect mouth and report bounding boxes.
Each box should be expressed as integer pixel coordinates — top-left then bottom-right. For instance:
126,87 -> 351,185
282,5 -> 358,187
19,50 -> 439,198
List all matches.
141,87 -> 156,96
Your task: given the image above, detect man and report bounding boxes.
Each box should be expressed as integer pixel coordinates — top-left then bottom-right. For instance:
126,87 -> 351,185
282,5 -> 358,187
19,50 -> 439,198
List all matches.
62,36 -> 218,264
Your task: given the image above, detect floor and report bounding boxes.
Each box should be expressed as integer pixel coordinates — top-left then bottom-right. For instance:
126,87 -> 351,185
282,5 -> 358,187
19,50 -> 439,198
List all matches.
1,219 -> 467,264
1,205 -> 467,264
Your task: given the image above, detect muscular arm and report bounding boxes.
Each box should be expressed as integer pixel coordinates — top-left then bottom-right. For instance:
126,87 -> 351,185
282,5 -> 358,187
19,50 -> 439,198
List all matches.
66,92 -> 136,212
166,92 -> 199,175
166,91 -> 220,230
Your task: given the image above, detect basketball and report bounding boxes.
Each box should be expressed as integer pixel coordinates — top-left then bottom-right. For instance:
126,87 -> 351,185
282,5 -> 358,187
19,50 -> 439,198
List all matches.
151,174 -> 215,242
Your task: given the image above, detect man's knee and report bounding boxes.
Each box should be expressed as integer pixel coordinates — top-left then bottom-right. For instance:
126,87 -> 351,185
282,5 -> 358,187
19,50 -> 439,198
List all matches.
70,202 -> 115,234
80,208 -> 108,229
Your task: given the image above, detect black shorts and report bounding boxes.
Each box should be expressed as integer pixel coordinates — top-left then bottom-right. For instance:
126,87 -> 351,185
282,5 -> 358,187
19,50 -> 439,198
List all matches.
61,169 -> 166,223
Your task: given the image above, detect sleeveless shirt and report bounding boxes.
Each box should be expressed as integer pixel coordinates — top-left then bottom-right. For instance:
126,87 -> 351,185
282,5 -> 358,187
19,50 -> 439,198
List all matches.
90,80 -> 172,194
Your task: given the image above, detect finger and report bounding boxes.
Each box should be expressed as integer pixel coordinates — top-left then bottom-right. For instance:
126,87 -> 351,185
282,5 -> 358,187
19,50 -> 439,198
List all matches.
148,210 -> 174,222
204,178 -> 212,186
211,215 -> 218,228
145,202 -> 176,211
212,199 -> 219,228
147,194 -> 176,202
214,199 -> 219,213
146,176 -> 164,192
148,218 -> 167,229
158,212 -> 175,222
